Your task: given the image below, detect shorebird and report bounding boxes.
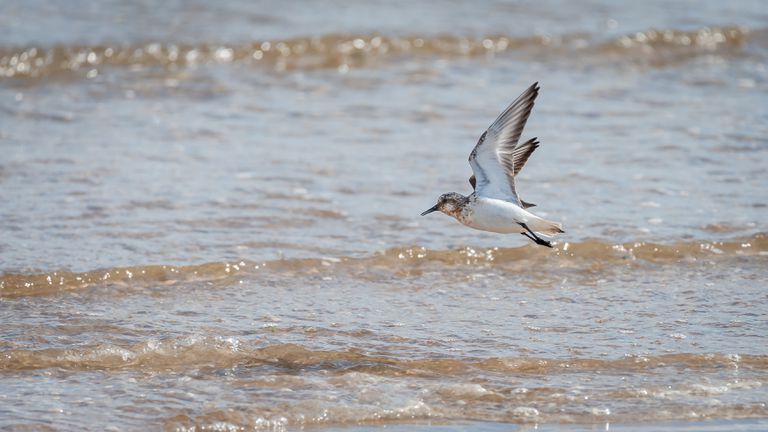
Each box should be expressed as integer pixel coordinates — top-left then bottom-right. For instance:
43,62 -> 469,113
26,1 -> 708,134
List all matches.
421,82 -> 563,248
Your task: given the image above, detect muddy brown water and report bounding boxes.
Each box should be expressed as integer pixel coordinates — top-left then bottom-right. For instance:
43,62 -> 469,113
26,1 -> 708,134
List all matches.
1,1 -> 767,430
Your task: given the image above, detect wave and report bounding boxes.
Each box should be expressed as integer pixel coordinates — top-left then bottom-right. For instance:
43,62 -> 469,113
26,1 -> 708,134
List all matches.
4,338 -> 767,425
0,26 -> 757,82
1,233 -> 765,298
3,338 -> 766,427
2,337 -> 765,373
166,406 -> 768,431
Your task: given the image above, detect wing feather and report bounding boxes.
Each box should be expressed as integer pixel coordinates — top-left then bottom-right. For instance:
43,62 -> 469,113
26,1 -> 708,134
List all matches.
510,137 -> 539,176
467,82 -> 540,205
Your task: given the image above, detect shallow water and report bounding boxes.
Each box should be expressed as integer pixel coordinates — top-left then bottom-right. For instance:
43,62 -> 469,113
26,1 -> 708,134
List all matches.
1,0 -> 767,430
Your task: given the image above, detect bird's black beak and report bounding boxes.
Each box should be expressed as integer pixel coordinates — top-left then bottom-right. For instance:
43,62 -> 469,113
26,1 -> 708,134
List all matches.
420,204 -> 439,216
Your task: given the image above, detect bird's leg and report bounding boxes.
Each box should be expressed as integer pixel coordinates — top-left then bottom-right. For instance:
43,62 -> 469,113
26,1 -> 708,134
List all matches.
519,223 -> 553,248
519,223 -> 540,240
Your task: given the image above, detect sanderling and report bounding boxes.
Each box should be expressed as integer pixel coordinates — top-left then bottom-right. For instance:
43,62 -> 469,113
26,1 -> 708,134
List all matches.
421,82 -> 564,248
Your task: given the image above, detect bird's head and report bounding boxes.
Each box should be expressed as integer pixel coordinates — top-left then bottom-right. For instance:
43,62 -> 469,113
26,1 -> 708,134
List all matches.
421,192 -> 467,217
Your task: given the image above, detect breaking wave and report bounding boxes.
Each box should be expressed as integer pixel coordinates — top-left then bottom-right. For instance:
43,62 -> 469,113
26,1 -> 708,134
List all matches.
0,26 -> 758,82
2,336 -> 765,373
2,338 -> 766,427
1,233 -> 765,298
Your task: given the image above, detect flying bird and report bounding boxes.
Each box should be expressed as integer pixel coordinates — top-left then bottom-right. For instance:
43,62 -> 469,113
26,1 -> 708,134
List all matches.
421,82 -> 563,247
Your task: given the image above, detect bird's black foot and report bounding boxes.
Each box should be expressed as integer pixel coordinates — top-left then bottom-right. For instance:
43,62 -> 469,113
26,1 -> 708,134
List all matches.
520,225 -> 553,248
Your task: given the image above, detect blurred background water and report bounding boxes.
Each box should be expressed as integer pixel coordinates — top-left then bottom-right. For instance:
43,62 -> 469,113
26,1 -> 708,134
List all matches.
1,1 -> 767,430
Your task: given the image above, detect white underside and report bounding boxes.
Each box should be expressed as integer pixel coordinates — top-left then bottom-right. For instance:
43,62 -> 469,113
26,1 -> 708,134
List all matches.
462,196 -> 552,236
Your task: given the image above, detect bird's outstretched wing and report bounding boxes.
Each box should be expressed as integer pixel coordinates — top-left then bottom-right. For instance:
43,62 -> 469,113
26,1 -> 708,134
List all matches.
468,82 -> 539,206
510,137 -> 539,177
469,136 -> 539,207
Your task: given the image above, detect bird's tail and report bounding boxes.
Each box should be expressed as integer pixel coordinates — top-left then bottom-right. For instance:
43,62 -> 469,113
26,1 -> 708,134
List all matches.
531,218 -> 564,237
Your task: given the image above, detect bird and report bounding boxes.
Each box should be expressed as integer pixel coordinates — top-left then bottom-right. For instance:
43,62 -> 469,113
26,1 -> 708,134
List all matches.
420,82 -> 564,248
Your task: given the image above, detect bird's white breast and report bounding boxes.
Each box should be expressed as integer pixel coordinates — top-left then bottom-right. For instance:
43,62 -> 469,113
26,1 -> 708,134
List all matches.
460,196 -> 531,234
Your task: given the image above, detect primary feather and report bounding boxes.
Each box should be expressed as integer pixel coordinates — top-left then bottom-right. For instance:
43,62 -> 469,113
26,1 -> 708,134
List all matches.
468,82 -> 540,207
